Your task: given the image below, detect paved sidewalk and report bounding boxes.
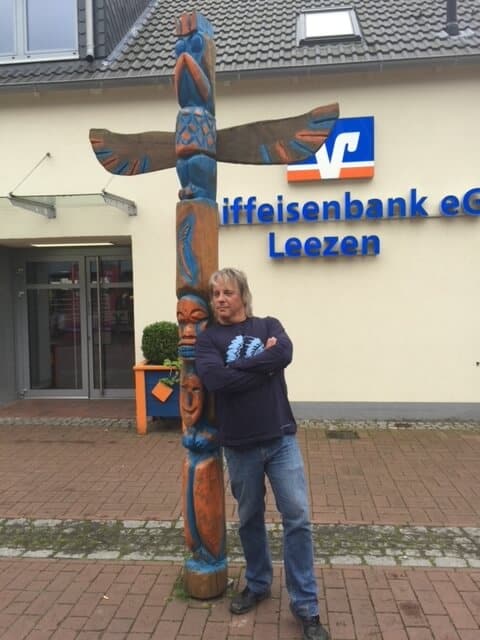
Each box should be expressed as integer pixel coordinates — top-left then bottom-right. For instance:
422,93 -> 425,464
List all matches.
0,417 -> 480,638
0,423 -> 479,526
1,559 -> 480,639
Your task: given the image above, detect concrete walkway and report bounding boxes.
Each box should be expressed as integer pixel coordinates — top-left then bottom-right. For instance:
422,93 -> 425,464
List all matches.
0,408 -> 479,638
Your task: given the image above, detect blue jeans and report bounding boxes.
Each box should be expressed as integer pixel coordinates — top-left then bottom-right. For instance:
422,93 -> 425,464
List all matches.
224,435 -> 319,618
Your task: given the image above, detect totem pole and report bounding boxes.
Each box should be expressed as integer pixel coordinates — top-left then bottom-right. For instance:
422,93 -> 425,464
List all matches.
90,11 -> 338,599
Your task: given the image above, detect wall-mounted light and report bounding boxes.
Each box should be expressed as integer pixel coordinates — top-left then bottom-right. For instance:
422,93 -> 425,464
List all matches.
30,242 -> 114,247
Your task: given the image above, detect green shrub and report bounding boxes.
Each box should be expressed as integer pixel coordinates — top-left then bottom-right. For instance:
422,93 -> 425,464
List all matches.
141,321 -> 178,365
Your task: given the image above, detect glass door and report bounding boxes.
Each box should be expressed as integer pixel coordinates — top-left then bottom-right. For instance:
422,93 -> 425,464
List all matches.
25,260 -> 84,392
17,251 -> 135,398
87,257 -> 135,397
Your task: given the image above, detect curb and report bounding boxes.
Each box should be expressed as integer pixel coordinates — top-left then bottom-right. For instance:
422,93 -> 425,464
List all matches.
1,518 -> 479,568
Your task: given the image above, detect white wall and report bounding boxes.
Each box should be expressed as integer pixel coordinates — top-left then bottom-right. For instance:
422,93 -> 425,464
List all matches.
0,84 -> 181,343
1,64 -> 479,405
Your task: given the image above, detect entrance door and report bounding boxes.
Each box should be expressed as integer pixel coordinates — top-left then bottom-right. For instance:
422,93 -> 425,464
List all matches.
16,250 -> 135,398
87,256 -> 135,397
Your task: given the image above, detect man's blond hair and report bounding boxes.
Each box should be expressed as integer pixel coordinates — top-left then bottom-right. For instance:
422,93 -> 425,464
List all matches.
208,268 -> 253,317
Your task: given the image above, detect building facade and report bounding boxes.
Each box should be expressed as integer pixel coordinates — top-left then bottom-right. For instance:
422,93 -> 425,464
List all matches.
1,0 -> 479,419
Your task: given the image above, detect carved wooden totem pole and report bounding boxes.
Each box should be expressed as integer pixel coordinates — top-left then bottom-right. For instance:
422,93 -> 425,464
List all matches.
90,12 -> 338,599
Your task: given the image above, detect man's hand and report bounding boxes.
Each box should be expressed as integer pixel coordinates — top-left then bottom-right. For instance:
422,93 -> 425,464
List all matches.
265,336 -> 277,349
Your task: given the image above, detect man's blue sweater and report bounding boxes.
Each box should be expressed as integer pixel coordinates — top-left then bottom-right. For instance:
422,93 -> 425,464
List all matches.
196,316 -> 297,447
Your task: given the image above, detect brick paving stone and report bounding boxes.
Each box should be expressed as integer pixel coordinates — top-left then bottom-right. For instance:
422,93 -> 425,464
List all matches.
457,631 -> 480,640
202,620 -> 230,639
462,592 -> 480,617
253,621 -> 278,640
427,614 -> 462,639
398,601 -> 428,627
144,583 -> 171,607
415,589 -> 446,615
161,599 -> 188,621
390,580 -> 417,601
26,592 -> 61,616
36,603 -> 73,630
406,630 -> 434,639
178,608 -> 209,635
59,616 -> 88,630
444,602 -> 479,629
1,615 -> 39,640
350,596 -> 377,627
70,593 -> 104,618
24,630 -> 55,640
114,594 -> 145,620
328,612 -> 355,639
150,620 -> 181,639
229,612 -> 255,635
4,600 -> 30,615
433,581 -> 465,604
326,587 -> 350,612
255,597 -> 280,622
57,583 -> 89,605
345,576 -> 369,598
82,604 -> 117,631
452,574 -> 479,591
129,606 -> 164,634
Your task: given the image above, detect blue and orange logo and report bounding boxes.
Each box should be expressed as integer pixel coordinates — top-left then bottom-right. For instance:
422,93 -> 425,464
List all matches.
287,116 -> 375,183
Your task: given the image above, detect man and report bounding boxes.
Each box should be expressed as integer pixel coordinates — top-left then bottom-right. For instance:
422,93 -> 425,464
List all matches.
196,268 -> 329,640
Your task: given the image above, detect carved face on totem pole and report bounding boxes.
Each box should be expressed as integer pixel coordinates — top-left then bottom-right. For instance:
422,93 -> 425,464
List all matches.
174,13 -> 216,114
174,13 -> 217,201
176,294 -> 209,360
180,368 -> 205,428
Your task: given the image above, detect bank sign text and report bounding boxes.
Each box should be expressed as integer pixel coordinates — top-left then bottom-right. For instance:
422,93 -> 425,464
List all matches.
221,187 -> 480,260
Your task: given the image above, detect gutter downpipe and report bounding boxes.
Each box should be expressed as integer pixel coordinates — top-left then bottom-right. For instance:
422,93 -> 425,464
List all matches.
446,0 -> 459,36
85,0 -> 95,61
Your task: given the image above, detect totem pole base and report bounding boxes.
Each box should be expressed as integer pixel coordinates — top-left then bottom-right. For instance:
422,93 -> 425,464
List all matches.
184,560 -> 228,599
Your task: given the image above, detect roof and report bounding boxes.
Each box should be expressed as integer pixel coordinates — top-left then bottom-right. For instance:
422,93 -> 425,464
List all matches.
1,0 -> 479,91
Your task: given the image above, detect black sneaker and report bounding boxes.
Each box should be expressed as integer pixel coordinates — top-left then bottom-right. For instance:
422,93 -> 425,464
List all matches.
290,604 -> 330,640
230,586 -> 271,615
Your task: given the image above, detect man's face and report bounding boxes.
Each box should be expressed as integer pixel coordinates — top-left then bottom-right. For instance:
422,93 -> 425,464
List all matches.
211,278 -> 247,325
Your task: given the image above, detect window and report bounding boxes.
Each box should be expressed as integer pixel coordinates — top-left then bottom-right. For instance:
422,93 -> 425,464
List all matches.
297,8 -> 362,45
0,0 -> 78,63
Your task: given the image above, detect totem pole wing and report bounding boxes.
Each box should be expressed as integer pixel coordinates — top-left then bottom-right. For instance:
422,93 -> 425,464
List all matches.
216,103 -> 339,165
89,129 -> 176,175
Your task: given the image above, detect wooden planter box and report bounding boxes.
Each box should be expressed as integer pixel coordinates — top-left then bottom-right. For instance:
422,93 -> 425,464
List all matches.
133,361 -> 180,435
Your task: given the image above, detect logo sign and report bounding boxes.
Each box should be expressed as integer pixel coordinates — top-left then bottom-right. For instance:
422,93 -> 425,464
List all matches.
287,116 -> 375,183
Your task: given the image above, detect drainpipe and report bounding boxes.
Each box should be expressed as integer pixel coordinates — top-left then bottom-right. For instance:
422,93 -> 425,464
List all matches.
446,0 -> 459,36
85,0 -> 95,61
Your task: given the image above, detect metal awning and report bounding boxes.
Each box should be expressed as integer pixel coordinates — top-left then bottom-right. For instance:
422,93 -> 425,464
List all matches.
0,191 -> 137,219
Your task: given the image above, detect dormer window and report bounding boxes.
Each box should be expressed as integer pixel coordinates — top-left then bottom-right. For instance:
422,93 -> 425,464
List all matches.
0,0 -> 79,64
297,8 -> 362,45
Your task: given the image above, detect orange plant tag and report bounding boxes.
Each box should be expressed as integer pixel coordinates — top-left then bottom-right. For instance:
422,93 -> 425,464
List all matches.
152,381 -> 174,403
